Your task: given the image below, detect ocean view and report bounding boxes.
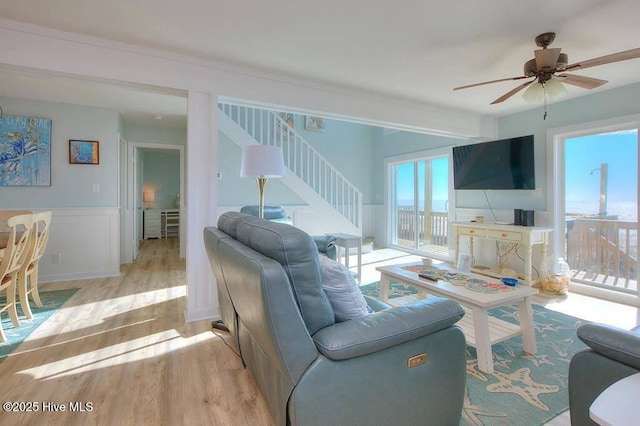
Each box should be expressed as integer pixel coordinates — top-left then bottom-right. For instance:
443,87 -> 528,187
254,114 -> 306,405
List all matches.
397,200 -> 637,222
566,200 -> 637,222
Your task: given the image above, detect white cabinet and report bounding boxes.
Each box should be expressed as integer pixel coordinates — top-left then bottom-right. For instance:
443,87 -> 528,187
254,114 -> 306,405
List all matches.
143,210 -> 162,239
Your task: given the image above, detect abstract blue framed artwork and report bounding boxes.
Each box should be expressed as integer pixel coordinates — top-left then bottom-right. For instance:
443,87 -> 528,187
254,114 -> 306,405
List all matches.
69,140 -> 99,165
0,115 -> 51,186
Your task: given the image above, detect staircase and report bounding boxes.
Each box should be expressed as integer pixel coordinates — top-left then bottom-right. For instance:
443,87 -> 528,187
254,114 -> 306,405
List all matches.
218,103 -> 362,235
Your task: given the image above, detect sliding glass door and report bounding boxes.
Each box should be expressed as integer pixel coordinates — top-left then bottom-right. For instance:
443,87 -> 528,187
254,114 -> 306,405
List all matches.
389,153 -> 449,259
563,129 -> 638,297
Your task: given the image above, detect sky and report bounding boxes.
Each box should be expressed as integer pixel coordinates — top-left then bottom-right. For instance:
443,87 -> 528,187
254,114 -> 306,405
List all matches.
395,156 -> 448,208
565,130 -> 638,220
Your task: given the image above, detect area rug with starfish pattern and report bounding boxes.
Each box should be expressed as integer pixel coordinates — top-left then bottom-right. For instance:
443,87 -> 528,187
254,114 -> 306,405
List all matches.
0,288 -> 79,363
360,281 -> 588,426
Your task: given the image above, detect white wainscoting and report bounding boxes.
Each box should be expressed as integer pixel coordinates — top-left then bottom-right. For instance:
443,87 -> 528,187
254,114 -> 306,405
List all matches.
39,207 -> 121,283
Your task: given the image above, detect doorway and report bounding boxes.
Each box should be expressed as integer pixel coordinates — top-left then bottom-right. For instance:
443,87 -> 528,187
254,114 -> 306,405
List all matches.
124,142 -> 185,262
387,148 -> 451,259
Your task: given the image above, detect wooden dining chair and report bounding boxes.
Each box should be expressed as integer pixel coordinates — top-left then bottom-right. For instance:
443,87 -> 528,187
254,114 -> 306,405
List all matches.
18,211 -> 52,319
0,213 -> 33,342
0,209 -> 33,258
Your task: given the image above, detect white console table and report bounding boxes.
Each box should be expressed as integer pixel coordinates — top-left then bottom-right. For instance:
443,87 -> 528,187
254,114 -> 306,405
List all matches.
452,222 -> 553,286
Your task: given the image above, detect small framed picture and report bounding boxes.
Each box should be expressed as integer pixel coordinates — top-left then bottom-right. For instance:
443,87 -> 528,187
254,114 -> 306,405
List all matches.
69,140 -> 99,165
304,116 -> 325,132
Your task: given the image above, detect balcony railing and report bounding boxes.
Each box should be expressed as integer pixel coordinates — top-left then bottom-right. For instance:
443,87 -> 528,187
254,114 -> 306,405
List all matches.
566,217 -> 638,293
396,210 -> 448,246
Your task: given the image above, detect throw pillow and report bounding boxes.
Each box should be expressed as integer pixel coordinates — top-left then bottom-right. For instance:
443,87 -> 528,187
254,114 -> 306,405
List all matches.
319,255 -> 370,322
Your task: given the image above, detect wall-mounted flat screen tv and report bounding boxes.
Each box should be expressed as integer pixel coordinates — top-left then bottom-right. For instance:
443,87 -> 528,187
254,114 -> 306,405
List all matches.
453,135 -> 535,190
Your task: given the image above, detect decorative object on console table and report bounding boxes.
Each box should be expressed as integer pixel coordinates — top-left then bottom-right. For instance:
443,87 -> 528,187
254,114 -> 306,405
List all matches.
456,253 -> 472,273
514,208 -> 522,225
240,145 -> 285,219
69,140 -> 99,165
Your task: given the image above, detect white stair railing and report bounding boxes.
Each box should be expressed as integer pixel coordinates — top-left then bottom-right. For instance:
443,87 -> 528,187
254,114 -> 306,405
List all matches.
219,103 -> 362,229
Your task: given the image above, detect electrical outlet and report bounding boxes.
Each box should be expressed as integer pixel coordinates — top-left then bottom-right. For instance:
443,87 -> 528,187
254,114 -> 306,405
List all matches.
52,253 -> 62,264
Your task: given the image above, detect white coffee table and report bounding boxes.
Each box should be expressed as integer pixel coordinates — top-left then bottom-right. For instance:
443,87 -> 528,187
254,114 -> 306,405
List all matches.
376,263 -> 538,374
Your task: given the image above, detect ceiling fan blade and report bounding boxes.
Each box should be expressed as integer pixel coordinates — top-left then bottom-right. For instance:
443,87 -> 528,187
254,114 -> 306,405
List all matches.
565,47 -> 640,71
556,74 -> 608,89
490,80 -> 535,104
454,75 -> 528,91
534,48 -> 561,70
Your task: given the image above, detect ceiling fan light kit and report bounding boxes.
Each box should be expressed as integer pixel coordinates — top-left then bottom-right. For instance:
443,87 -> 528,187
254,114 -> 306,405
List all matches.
523,77 -> 567,103
454,32 -> 640,119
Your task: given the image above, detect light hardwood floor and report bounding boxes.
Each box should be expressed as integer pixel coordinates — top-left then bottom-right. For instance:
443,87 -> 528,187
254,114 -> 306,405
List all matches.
0,238 -> 273,426
1,241 -> 637,425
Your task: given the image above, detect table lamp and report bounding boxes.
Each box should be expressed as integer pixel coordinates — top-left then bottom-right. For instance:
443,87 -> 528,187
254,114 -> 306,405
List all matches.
143,190 -> 155,210
240,145 -> 285,218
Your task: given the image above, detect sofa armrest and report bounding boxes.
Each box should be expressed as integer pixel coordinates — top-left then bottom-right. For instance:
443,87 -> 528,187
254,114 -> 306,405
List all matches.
577,323 -> 640,369
312,297 -> 465,360
363,295 -> 391,312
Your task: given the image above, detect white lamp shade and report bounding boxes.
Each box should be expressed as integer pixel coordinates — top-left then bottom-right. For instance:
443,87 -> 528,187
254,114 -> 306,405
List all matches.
241,145 -> 285,178
143,190 -> 155,202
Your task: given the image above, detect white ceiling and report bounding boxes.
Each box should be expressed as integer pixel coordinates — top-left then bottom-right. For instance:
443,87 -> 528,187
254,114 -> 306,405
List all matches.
1,0 -> 640,127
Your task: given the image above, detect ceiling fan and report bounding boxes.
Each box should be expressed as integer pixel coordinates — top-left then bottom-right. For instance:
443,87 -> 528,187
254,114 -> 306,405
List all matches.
454,32 -> 640,118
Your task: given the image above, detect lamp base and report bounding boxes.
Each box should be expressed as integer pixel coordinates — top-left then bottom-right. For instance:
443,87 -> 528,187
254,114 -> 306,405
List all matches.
256,177 -> 268,219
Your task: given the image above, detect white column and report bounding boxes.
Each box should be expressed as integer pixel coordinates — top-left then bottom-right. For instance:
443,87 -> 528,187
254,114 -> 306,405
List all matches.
184,91 -> 219,322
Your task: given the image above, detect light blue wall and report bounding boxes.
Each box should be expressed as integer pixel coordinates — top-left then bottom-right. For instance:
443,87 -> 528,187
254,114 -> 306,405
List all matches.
0,96 -> 120,208
142,150 -> 180,209
489,82 -> 640,212
291,115 -> 376,203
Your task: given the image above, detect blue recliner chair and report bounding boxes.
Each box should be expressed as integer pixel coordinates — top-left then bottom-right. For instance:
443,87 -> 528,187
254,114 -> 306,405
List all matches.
568,323 -> 640,425
204,212 -> 467,425
240,205 -> 337,260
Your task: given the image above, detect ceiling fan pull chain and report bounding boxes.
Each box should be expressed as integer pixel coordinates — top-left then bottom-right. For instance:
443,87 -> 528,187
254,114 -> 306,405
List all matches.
543,84 -> 548,120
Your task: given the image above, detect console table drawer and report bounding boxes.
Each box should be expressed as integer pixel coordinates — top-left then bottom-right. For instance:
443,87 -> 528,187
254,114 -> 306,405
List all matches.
458,227 -> 487,237
488,230 -> 523,242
